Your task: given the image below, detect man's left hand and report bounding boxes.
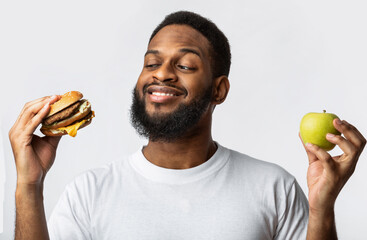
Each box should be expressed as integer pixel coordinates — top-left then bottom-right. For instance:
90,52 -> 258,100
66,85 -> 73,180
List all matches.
301,119 -> 366,214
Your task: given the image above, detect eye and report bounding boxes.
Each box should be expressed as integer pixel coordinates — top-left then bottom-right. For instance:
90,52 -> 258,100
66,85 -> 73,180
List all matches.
177,65 -> 196,71
145,64 -> 160,69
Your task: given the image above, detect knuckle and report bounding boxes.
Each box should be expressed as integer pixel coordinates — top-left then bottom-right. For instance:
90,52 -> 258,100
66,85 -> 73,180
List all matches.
26,105 -> 37,115
355,141 -> 364,150
28,117 -> 38,127
24,101 -> 32,108
8,131 -> 19,144
311,143 -> 320,151
333,135 -> 343,142
362,138 -> 367,147
8,127 -> 18,140
343,123 -> 351,131
8,126 -> 24,143
23,103 -> 32,113
8,129 -> 13,140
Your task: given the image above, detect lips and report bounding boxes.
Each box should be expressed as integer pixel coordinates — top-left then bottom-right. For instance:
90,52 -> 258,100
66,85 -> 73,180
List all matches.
146,85 -> 185,96
145,85 -> 186,103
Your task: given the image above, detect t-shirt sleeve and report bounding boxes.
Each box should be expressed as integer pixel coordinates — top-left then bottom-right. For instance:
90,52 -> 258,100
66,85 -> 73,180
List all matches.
274,180 -> 309,240
48,174 -> 93,240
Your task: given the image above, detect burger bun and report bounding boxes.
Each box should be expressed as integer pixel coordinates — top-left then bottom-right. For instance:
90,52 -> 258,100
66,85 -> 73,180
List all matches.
47,91 -> 83,118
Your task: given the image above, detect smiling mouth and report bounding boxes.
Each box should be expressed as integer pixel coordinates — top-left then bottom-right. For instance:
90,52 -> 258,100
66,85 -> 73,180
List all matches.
146,85 -> 186,97
151,92 -> 177,97
145,85 -> 186,103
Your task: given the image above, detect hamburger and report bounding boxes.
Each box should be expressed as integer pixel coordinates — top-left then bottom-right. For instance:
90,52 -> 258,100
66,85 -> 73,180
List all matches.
40,91 -> 95,137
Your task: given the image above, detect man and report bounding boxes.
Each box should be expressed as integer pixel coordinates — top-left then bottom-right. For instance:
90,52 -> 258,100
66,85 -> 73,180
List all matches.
9,11 -> 366,239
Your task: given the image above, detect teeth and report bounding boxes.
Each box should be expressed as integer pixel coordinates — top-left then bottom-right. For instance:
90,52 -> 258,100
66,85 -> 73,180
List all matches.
152,92 -> 175,97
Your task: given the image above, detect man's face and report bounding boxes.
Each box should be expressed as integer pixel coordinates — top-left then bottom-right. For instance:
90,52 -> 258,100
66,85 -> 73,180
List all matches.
130,24 -> 214,142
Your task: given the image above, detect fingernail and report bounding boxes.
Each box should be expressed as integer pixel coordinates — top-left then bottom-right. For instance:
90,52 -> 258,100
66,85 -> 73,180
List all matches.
49,95 -> 57,99
336,119 -> 342,125
306,142 -> 313,148
327,133 -> 335,138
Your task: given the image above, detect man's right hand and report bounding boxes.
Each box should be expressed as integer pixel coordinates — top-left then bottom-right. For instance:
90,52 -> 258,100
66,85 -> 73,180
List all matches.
9,95 -> 62,185
9,95 -> 63,240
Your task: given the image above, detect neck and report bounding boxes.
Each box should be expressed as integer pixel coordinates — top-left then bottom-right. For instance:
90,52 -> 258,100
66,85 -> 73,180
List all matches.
142,114 -> 217,169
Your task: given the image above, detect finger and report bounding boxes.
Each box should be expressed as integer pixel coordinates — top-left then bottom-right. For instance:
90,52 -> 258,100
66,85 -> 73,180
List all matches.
343,121 -> 364,139
13,96 -> 50,128
343,121 -> 366,152
306,143 -> 336,172
18,95 -> 60,127
17,96 -> 56,121
326,133 -> 356,157
24,102 -> 52,134
334,119 -> 366,154
299,132 -> 318,164
18,99 -> 52,128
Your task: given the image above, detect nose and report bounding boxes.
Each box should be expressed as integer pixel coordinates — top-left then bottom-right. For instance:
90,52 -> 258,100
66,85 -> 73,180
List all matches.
153,63 -> 177,82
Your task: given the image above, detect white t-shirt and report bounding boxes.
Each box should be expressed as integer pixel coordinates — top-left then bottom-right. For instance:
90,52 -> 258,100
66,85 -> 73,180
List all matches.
48,144 -> 309,240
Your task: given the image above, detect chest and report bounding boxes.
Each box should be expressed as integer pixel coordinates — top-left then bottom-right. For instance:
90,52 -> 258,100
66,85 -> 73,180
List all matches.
90,179 -> 277,240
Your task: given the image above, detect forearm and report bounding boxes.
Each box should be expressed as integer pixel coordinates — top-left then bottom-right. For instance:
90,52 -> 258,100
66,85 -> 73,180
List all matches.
306,209 -> 337,240
15,183 -> 49,240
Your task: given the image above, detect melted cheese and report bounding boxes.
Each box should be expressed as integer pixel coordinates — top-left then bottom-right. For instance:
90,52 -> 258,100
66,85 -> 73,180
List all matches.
58,111 -> 95,137
58,120 -> 85,137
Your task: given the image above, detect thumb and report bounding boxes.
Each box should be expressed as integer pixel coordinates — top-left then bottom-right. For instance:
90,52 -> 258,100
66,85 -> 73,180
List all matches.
299,132 -> 318,164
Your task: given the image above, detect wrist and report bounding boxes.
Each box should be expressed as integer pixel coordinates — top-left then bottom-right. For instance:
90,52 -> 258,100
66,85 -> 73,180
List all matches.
16,182 -> 44,200
309,208 -> 335,219
309,203 -> 335,218
307,208 -> 337,240
308,207 -> 335,231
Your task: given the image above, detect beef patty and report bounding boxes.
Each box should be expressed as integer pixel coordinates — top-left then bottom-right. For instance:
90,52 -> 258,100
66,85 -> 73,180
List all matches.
43,100 -> 84,125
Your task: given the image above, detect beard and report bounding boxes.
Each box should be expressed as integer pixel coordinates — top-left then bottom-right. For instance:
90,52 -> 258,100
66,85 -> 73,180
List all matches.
130,84 -> 212,142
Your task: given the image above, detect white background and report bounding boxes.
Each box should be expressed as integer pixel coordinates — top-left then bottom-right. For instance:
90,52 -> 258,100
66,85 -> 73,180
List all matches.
1,0 -> 366,239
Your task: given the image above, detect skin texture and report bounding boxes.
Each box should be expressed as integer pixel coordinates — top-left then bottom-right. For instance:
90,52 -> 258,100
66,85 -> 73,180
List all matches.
9,24 -> 366,240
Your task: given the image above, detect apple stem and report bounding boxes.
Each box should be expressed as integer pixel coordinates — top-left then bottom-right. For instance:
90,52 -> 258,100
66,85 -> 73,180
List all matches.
323,110 -> 326,113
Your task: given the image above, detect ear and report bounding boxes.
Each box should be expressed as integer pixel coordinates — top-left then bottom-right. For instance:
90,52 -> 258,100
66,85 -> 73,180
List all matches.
212,75 -> 230,105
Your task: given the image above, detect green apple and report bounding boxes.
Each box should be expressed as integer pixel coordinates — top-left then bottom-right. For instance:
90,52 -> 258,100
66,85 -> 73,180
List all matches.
300,110 -> 341,151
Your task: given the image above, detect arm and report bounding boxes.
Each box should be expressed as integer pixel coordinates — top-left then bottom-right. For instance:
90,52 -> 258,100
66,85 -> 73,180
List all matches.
301,119 -> 366,240
307,209 -> 337,240
15,184 -> 48,239
9,95 -> 61,240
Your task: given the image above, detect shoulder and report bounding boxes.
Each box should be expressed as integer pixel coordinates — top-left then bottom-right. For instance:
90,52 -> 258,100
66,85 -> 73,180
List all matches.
222,146 -> 297,193
65,153 -> 132,194
223,146 -> 309,215
228,148 -> 295,179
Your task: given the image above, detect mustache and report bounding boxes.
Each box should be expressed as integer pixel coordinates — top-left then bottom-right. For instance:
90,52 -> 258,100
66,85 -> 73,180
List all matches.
142,82 -> 188,96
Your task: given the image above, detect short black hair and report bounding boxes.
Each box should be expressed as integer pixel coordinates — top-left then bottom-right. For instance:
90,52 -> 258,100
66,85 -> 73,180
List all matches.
149,11 -> 231,78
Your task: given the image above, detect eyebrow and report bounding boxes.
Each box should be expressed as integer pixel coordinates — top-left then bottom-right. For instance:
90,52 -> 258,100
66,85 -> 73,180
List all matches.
144,48 -> 202,58
179,48 -> 201,58
144,49 -> 159,57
